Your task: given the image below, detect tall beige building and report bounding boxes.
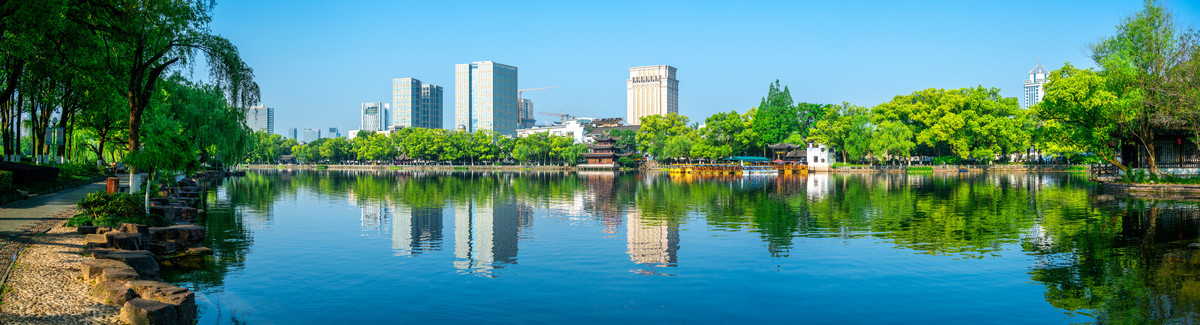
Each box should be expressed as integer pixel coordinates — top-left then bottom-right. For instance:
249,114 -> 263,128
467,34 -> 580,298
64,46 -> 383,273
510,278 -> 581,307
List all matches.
626,65 -> 678,125
455,61 -> 519,135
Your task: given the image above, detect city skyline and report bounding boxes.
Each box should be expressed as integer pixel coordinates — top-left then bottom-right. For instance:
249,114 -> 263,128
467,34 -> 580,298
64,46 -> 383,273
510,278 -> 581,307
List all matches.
208,0 -> 1200,134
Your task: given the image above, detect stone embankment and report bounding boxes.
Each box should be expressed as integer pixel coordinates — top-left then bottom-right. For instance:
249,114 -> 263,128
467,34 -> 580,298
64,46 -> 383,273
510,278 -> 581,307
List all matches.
3,175 -> 220,325
78,222 -> 210,325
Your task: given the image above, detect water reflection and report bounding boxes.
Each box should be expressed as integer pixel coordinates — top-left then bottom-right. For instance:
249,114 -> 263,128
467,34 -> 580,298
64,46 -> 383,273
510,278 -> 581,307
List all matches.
174,170 -> 1200,323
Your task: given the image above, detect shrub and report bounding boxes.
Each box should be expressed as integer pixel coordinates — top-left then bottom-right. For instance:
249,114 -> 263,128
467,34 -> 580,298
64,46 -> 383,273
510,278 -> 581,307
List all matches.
0,171 -> 10,191
906,166 -> 934,172
65,192 -> 170,227
1066,165 -> 1087,171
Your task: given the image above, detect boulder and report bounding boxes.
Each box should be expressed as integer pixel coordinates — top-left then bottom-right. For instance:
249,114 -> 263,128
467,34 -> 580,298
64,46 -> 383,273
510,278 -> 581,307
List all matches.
96,226 -> 113,234
106,232 -> 145,251
92,249 -> 160,280
148,241 -> 182,256
119,223 -> 151,236
77,226 -> 100,234
84,234 -> 109,248
80,259 -> 133,283
158,247 -> 213,269
149,225 -> 206,246
100,266 -> 140,282
89,281 -> 135,306
120,298 -> 178,325
125,280 -> 196,323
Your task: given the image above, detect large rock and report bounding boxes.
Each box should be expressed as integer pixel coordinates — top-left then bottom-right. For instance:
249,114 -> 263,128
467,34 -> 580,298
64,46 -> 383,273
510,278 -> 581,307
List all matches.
84,233 -> 109,248
106,232 -> 145,251
120,298 -> 178,325
149,225 -> 206,246
89,281 -> 135,306
119,223 -> 151,236
101,266 -> 140,282
91,249 -> 160,279
77,225 -> 100,234
80,259 -> 134,283
148,241 -> 182,256
125,281 -> 197,323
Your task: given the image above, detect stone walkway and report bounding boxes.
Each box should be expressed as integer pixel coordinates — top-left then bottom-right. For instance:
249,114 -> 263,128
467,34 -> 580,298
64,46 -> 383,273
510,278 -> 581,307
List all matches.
0,225 -> 121,324
0,181 -> 108,287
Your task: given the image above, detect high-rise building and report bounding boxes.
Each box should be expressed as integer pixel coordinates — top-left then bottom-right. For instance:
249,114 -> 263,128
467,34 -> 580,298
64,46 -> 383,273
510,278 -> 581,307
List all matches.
1023,62 -> 1050,109
361,102 -> 390,132
286,127 -> 297,140
302,128 -> 321,143
626,65 -> 678,125
393,78 -> 444,129
328,127 -> 341,138
455,61 -> 519,135
245,106 -> 274,133
518,98 -> 535,129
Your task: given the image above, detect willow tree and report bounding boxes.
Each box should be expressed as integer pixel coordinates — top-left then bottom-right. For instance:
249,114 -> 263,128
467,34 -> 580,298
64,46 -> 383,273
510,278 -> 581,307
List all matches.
78,0 -> 258,169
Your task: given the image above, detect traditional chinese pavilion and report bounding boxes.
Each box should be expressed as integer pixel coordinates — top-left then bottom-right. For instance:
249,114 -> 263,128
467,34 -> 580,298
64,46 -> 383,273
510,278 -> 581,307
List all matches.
583,134 -> 631,167
768,143 -> 805,162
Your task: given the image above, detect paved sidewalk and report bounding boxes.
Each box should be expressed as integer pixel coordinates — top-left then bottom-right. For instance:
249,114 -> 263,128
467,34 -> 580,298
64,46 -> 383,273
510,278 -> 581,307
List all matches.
0,180 -> 106,233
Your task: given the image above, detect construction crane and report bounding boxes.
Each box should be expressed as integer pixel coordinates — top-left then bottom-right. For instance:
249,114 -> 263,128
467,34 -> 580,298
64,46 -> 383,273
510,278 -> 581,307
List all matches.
518,86 -> 559,128
538,111 -> 574,123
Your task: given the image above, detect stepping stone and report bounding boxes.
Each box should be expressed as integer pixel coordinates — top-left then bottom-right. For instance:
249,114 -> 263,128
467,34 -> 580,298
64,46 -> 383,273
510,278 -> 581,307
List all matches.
120,298 -> 179,325
90,281 -> 135,306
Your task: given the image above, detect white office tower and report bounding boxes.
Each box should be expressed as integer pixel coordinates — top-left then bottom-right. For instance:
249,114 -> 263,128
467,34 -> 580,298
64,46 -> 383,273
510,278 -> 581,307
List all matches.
393,78 -> 444,129
361,102 -> 391,132
1023,62 -> 1050,109
626,65 -> 678,125
455,61 -> 519,135
245,106 -> 274,133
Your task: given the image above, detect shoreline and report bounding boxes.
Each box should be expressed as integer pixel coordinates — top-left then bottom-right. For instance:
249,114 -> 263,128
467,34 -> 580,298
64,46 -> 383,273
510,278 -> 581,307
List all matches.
241,163 -> 1087,174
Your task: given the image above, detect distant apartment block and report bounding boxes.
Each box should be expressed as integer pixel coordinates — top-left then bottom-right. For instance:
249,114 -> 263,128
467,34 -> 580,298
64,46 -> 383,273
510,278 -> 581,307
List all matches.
328,127 -> 341,138
362,102 -> 391,132
302,128 -> 321,143
393,78 -> 443,129
1023,62 -> 1049,109
245,105 -> 274,133
518,98 -> 535,129
626,65 -> 678,125
286,127 -> 297,140
455,61 -> 519,135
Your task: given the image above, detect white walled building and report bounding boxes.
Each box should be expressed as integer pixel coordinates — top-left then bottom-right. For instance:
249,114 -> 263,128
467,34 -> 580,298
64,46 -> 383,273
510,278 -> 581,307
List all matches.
1023,62 -> 1050,109
626,65 -> 678,125
245,106 -> 274,133
362,102 -> 391,132
515,118 -> 593,143
455,61 -> 519,135
807,143 -> 836,171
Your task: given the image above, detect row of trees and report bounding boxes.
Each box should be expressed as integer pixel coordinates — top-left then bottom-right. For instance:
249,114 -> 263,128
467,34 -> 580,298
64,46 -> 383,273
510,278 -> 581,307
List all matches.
1034,1 -> 1198,176
0,0 -> 258,174
248,128 -> 592,165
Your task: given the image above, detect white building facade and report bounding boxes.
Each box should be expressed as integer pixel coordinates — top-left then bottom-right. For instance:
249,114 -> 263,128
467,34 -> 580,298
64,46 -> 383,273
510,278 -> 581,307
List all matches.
245,105 -> 274,133
393,78 -> 443,129
455,61 -> 519,136
626,65 -> 678,125
1023,62 -> 1050,109
516,118 -> 593,143
361,102 -> 391,132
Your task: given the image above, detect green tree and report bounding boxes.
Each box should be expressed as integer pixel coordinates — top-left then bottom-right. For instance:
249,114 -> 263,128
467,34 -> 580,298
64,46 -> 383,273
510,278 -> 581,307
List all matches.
635,113 -> 691,159
751,80 -> 801,151
319,137 -> 352,162
869,121 -> 916,164
810,102 -> 872,163
1034,63 -> 1127,172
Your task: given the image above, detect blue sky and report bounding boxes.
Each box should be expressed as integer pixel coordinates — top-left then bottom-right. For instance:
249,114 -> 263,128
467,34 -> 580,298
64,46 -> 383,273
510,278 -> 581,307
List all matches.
207,0 -> 1200,134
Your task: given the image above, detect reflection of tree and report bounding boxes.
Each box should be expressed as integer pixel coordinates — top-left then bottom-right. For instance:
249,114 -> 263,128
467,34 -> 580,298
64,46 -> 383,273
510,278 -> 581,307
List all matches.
162,180 -> 256,292
1026,193 -> 1200,322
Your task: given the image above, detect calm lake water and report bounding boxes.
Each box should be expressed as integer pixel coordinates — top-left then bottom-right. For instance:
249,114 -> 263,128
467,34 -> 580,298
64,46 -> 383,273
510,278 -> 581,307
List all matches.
162,170 -> 1200,324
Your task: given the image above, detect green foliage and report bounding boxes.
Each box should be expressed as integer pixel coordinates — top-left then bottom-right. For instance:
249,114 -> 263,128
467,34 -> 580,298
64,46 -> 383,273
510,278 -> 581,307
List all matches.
1034,63 -> 1128,172
618,156 -> 636,167
752,80 -> 801,148
0,171 -> 9,190
810,102 -> 873,163
932,156 -> 962,165
66,192 -> 169,227
874,87 -> 1029,162
636,113 -> 692,158
906,166 -> 934,172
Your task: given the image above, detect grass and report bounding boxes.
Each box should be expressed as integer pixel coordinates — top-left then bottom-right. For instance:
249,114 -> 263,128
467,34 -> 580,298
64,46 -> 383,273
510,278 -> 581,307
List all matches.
275,165 -> 286,169
315,165 -> 328,170
387,166 -> 403,170
906,166 -> 934,172
453,166 -> 468,171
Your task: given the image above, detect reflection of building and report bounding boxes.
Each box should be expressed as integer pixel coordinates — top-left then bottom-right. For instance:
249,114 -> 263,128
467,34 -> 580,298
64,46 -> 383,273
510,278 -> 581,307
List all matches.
807,172 -> 831,201
392,205 -> 444,256
453,197 -> 521,274
360,202 -> 390,236
626,208 -> 679,266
